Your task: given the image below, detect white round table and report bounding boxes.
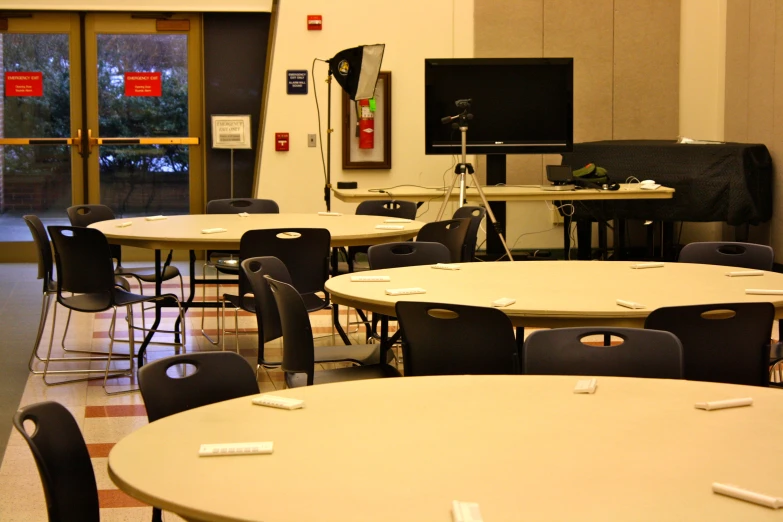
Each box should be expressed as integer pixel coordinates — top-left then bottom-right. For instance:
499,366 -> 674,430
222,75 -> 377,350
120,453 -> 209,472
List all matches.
89,213 -> 424,250
108,375 -> 783,521
325,261 -> 783,328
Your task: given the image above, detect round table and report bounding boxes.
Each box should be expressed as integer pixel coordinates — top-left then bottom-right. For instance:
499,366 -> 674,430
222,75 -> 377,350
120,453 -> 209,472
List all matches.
325,261 -> 783,328
108,375 -> 783,521
88,213 -> 424,250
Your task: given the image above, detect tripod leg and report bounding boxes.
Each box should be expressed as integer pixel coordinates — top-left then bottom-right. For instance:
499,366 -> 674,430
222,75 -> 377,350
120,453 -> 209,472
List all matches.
435,171 -> 460,221
472,182 -> 514,261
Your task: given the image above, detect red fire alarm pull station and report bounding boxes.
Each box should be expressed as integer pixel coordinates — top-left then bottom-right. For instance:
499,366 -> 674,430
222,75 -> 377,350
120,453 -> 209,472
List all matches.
275,133 -> 289,151
307,15 -> 322,30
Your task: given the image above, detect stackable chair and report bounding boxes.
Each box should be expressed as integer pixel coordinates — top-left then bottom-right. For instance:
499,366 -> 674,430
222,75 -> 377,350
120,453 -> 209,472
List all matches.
337,199 -> 418,273
138,351 -> 259,522
66,204 -> 183,298
524,327 -> 683,379
23,215 -> 131,375
395,301 -> 519,376
14,401 -> 100,522
222,228 -> 331,352
265,275 -> 400,387
243,256 -> 386,372
415,218 -> 471,263
452,205 -> 486,262
48,226 -> 185,392
645,302 -> 774,386
364,241 -> 452,349
677,241 -> 782,379
201,198 -> 280,345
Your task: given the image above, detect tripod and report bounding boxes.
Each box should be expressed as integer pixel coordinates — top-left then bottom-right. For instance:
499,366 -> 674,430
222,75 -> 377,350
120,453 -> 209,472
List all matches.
435,107 -> 514,261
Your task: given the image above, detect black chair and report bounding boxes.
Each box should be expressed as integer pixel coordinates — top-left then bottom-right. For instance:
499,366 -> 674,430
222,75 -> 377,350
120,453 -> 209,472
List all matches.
222,228 -> 331,351
415,218 -> 471,263
66,204 -> 183,298
645,302 -> 774,386
243,256 -> 384,371
201,198 -> 280,345
48,226 -> 185,392
339,199 -> 418,273
265,275 -> 401,387
678,241 -> 774,269
395,301 -> 520,376
452,205 -> 486,262
524,327 -> 683,379
14,401 -> 100,522
367,241 -> 452,270
138,351 -> 259,522
23,215 -> 132,377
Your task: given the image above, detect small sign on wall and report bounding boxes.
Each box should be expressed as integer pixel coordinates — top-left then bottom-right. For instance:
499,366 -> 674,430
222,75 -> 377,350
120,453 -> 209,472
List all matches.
287,70 -> 308,94
5,72 -> 43,97
211,115 -> 252,149
124,72 -> 162,97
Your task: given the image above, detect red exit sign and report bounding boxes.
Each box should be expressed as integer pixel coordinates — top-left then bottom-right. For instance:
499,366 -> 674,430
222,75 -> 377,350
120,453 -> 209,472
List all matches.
5,72 -> 43,97
124,72 -> 162,97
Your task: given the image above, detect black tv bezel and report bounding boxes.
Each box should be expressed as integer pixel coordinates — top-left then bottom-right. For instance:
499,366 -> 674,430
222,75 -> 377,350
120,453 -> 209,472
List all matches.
424,57 -> 574,155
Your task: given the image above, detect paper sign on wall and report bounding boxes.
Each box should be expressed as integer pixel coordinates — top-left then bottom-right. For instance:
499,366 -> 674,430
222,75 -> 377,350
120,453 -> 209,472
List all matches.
124,72 -> 162,97
211,115 -> 252,149
5,72 -> 43,97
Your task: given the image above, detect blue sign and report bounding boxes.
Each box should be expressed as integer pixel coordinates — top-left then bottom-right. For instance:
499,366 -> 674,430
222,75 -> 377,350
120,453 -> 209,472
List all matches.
287,70 -> 308,95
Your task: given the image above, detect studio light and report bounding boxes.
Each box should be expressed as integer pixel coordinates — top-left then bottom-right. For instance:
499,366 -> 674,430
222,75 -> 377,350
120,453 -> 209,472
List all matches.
322,44 -> 385,210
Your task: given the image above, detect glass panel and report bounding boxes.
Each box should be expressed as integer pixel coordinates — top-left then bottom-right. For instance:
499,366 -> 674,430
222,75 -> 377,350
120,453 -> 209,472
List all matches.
0,33 -> 72,241
97,34 -> 189,217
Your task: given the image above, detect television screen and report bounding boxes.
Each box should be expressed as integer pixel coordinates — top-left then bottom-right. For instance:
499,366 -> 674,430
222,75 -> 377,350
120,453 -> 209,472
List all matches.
424,58 -> 573,155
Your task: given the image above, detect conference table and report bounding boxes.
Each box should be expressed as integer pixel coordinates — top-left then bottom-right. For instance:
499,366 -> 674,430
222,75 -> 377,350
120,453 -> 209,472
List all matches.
89,213 -> 424,364
325,261 -> 783,358
333,184 -> 675,258
108,375 -> 783,521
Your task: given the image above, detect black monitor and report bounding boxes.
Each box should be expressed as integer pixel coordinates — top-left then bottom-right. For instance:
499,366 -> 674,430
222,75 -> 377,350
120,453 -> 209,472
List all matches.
424,58 -> 573,155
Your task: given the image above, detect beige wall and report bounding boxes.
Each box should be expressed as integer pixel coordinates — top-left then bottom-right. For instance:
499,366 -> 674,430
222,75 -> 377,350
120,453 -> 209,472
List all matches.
724,0 -> 778,254
257,0 -> 474,224
473,0 -> 680,249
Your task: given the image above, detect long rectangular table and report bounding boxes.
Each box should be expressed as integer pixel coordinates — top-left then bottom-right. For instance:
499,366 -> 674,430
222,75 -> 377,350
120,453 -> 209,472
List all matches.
334,184 -> 674,258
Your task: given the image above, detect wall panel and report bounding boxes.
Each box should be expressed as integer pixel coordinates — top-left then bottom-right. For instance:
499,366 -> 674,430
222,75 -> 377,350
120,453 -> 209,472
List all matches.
613,0 -> 680,139
724,0 -> 751,141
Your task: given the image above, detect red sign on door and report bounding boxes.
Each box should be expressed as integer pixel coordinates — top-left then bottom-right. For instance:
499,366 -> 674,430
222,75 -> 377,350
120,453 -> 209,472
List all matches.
5,72 -> 43,97
124,72 -> 162,97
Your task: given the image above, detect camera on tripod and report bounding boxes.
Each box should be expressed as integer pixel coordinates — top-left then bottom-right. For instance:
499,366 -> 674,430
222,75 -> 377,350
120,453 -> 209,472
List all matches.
455,98 -> 472,109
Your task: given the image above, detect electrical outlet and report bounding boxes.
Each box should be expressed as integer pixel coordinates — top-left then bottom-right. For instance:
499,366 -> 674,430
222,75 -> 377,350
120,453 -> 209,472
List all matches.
308,134 -> 317,147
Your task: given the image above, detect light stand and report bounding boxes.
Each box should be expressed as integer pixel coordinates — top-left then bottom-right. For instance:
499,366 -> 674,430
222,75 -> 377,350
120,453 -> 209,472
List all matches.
323,44 -> 385,211
435,100 -> 514,261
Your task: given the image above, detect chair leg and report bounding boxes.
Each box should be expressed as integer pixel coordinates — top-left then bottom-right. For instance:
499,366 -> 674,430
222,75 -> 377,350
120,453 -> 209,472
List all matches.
103,306 -> 138,395
201,262 -> 220,345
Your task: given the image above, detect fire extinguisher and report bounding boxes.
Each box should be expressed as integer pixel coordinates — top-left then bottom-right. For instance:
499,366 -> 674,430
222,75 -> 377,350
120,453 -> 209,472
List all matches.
358,99 -> 374,149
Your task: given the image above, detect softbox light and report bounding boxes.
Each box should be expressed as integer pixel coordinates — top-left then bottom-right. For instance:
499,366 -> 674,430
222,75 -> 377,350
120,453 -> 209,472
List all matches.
328,44 -> 385,100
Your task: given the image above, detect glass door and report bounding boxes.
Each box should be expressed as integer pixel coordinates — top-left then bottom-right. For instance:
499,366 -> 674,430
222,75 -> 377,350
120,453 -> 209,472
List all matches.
0,12 -> 202,260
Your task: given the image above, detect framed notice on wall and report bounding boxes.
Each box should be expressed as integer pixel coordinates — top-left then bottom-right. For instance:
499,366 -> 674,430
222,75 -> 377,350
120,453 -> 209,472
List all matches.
211,115 -> 252,149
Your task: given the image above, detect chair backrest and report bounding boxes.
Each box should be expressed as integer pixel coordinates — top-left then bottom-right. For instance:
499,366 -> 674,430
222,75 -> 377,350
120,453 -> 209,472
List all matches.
355,199 -> 417,219
48,226 -> 116,311
644,302 -> 774,386
138,352 -> 259,423
678,241 -> 774,270
238,228 -> 330,298
23,215 -> 54,291
206,198 -> 280,215
14,401 -> 100,522
452,206 -> 486,262
66,204 -> 122,262
415,218 -> 471,263
265,275 -> 316,384
241,256 -> 291,364
523,327 -> 683,379
367,241 -> 452,270
395,301 -> 519,376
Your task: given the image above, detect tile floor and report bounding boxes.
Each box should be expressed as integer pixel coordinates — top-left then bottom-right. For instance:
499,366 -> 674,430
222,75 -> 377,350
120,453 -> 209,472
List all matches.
0,266 -> 372,521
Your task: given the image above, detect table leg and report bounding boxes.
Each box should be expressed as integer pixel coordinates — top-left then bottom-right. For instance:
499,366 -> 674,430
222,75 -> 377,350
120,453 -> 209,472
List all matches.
174,250 -> 197,336
516,326 -> 525,373
137,249 -> 162,367
563,210 -> 572,260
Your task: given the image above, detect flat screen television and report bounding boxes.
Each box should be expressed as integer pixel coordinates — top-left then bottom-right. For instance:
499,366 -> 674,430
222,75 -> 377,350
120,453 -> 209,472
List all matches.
424,58 -> 574,155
